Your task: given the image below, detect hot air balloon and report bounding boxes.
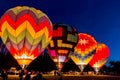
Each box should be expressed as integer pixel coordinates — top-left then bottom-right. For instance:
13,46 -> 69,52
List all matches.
48,24 -> 78,71
89,43 -> 110,74
0,6 -> 52,69
69,33 -> 97,72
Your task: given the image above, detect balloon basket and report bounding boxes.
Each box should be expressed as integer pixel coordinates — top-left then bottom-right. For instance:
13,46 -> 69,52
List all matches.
56,62 -> 64,71
17,59 -> 32,70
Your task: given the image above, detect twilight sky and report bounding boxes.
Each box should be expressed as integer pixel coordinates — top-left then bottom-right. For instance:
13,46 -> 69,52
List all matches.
0,0 -> 120,65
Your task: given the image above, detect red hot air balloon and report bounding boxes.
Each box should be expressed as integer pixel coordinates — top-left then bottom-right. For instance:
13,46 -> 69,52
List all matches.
48,24 -> 78,71
89,43 -> 110,74
0,6 -> 52,69
70,33 -> 97,72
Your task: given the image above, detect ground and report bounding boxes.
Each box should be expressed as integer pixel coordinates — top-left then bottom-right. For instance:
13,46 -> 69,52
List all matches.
0,74 -> 120,80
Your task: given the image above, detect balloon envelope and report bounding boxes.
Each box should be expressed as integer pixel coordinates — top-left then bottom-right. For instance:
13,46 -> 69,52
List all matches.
89,43 -> 110,69
0,6 -> 52,67
70,33 -> 97,71
48,24 -> 78,70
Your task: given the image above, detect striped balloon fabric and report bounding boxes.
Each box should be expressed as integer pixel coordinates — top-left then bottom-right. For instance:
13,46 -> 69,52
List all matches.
0,6 -> 53,66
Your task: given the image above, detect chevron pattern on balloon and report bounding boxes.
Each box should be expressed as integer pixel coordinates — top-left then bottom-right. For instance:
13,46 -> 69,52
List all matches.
0,6 -> 52,51
0,6 -> 53,66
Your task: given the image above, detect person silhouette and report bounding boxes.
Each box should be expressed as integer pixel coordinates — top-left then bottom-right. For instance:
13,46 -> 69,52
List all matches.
19,70 -> 24,80
1,69 -> 8,80
54,70 -> 57,76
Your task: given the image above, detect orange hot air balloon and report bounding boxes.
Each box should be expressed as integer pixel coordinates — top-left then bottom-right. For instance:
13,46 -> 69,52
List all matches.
89,43 -> 110,74
48,24 -> 78,71
0,6 -> 52,68
70,33 -> 97,72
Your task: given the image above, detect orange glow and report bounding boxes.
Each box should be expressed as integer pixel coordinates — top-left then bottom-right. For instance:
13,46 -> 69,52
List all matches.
58,50 -> 68,54
14,50 -> 35,65
10,46 -> 38,66
14,53 -> 34,60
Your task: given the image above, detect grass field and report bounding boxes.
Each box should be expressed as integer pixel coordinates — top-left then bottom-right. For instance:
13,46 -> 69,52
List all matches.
0,75 -> 120,80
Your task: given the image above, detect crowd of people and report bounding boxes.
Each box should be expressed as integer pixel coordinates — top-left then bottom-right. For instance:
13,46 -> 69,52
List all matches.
0,69 -> 63,80
19,70 -> 47,80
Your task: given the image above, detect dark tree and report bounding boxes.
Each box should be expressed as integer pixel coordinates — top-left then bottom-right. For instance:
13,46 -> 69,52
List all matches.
108,61 -> 120,75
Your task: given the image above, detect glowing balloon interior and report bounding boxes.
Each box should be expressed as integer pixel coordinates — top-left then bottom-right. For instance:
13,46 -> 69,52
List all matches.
48,24 -> 78,71
0,6 -> 52,68
89,43 -> 110,73
70,33 -> 97,72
